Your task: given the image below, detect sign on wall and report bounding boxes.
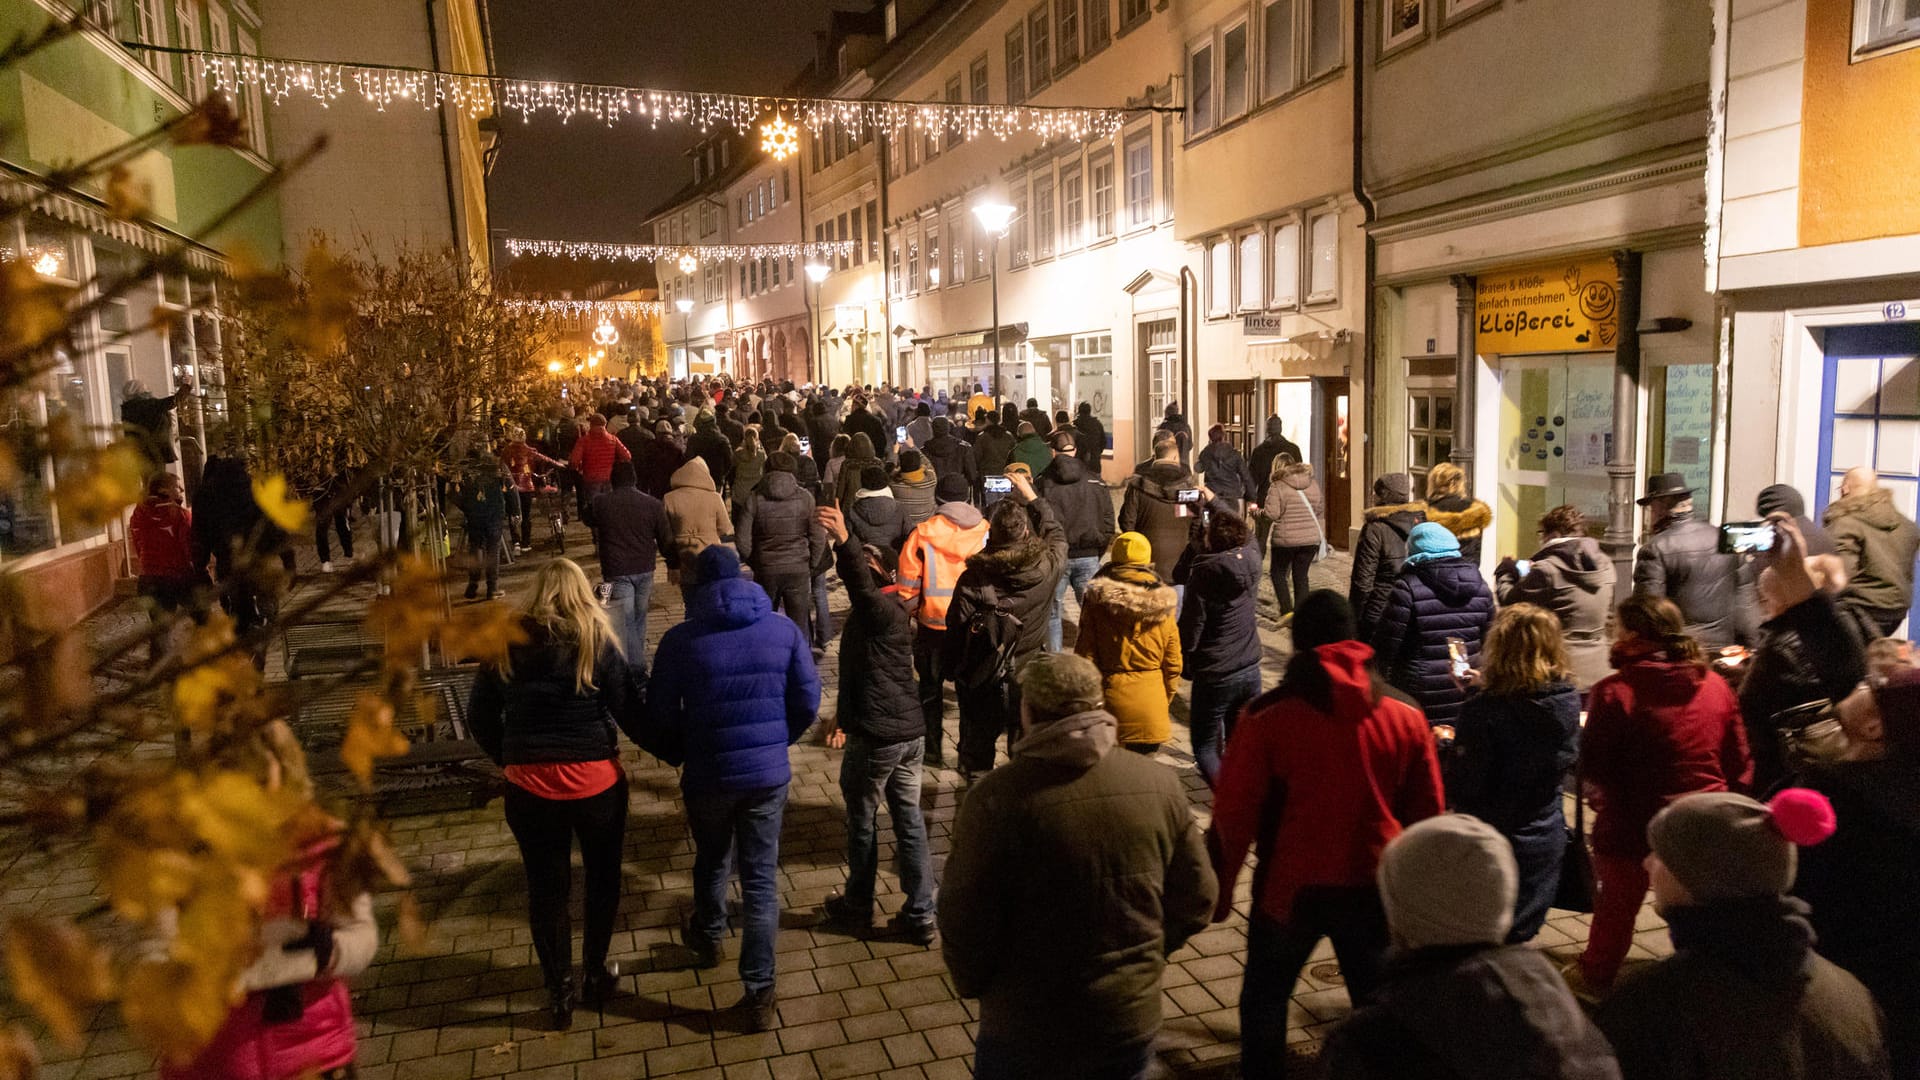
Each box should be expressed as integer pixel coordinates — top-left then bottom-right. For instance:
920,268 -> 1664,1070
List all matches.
1476,257 -> 1619,355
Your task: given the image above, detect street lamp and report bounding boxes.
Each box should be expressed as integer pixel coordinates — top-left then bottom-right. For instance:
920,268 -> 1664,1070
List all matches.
805,261 -> 829,386
675,296 -> 694,379
971,202 -> 1016,403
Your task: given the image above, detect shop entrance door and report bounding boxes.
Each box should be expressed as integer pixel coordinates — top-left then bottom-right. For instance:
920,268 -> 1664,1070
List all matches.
1314,378 -> 1351,549
1496,354 -> 1614,559
1213,380 -> 1257,460
1819,324 -> 1920,630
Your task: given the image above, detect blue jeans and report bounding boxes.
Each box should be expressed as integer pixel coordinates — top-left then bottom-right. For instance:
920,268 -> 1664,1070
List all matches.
1047,555 -> 1101,651
1188,663 -> 1261,787
605,571 -> 654,682
838,733 -> 933,927
684,784 -> 788,993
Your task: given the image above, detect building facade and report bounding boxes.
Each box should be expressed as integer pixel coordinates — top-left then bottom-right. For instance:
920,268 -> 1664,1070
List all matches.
1362,0 -> 1715,575
1,0 -> 280,625
1711,0 -> 1920,628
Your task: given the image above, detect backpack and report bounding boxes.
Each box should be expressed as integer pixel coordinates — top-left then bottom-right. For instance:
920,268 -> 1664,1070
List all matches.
955,584 -> 1022,689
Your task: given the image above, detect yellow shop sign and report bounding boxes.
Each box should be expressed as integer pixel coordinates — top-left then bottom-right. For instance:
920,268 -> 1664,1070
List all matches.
1476,257 -> 1620,354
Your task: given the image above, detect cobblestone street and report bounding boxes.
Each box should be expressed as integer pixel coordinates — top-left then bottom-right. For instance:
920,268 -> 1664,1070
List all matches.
6,535 -> 1674,1080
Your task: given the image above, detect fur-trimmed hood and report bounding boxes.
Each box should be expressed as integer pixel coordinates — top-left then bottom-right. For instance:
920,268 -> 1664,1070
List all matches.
1825,487 -> 1907,532
1366,501 -> 1427,522
1084,564 -> 1178,623
1424,496 -> 1492,540
966,533 -> 1051,584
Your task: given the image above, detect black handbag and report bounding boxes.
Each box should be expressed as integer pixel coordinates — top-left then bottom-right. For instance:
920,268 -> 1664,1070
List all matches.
1554,758 -> 1596,914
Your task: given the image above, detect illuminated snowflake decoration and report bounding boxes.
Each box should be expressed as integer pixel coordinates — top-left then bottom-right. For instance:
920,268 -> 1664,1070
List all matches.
760,116 -> 800,161
676,253 -> 699,274
592,317 -> 620,346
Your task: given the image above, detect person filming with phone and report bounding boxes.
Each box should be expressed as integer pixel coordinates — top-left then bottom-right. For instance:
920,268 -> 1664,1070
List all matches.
1371,522 -> 1495,729
1495,505 -> 1617,694
1632,472 -> 1752,651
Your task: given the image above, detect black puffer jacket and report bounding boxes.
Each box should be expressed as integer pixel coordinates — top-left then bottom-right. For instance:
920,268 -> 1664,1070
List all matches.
847,490 -> 907,559
1177,538 -> 1263,680
1634,512 -> 1751,649
736,470 -> 825,577
1738,594 -> 1866,793
1247,420 -> 1304,506
1072,413 -> 1107,470
1372,556 -> 1496,726
1038,454 -> 1116,559
1118,461 -> 1199,581
469,619 -> 642,765
1324,944 -> 1622,1080
944,499 -> 1069,674
972,423 -> 1017,478
923,430 -> 977,503
1196,440 -> 1256,504
832,537 -> 921,742
1350,502 -> 1427,637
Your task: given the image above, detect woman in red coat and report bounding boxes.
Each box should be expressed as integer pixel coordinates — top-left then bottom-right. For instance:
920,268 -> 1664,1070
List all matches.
1574,594 -> 1751,994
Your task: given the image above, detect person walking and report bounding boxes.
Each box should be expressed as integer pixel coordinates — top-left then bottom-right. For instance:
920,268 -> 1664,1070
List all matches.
1371,522 -> 1496,728
1039,434 -> 1116,651
1075,532 -> 1183,756
1634,472 -> 1750,650
816,507 -> 936,946
805,398 -> 840,473
469,559 -> 645,1029
734,451 -> 827,644
970,409 -> 1017,487
452,459 -> 510,603
662,456 -> 734,573
1496,505 -> 1617,693
889,449 -> 938,532
1009,422 -> 1053,477
1072,402 -> 1107,472
584,461 -> 675,683
1825,466 -> 1920,637
939,652 -> 1217,1080
1196,424 -> 1257,515
897,501 -> 990,767
1350,473 -> 1427,640
1017,397 -> 1052,436
130,471 -> 205,620
1155,402 -> 1193,468
846,464 -> 908,559
1451,605 -> 1584,942
1209,590 -> 1446,1080
649,545 -> 822,1033
1178,510 -> 1263,787
1594,790 -> 1890,1080
844,395 -> 890,462
820,433 -> 853,502
1420,462 -> 1493,566
775,432 -> 822,496
1321,815 -> 1622,1080
684,411 -> 733,496
1262,458 -> 1326,620
308,469 -> 355,572
567,412 -> 632,518
1119,432 -> 1201,587
833,432 -> 886,512
1573,594 -> 1752,996
502,427 -> 565,552
729,427 -> 767,518
921,417 -> 977,505
943,475 -> 1068,777
1247,416 -> 1305,520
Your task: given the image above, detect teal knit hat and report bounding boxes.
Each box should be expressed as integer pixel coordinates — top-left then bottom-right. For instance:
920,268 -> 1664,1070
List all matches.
1404,521 -> 1461,566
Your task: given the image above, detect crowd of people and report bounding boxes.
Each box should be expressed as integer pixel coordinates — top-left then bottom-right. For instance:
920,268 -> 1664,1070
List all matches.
121,371 -> 1918,1080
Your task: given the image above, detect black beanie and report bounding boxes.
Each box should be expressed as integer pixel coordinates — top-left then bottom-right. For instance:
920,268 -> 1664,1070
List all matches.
1292,590 -> 1358,652
860,464 -> 889,491
1756,483 -> 1806,519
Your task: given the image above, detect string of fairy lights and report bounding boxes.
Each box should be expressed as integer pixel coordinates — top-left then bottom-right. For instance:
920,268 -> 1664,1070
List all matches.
505,298 -> 665,320
504,237 -> 855,267
118,44 -> 1149,159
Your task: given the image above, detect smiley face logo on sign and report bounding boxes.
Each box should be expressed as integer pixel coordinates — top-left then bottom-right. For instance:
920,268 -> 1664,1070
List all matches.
1578,280 -> 1617,324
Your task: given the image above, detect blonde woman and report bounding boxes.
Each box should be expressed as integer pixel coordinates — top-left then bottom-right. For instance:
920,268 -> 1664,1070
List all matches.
469,558 -> 644,1030
1260,456 -> 1326,618
777,430 -> 822,494
1452,604 -> 1582,942
1422,461 -> 1493,564
731,425 -> 767,515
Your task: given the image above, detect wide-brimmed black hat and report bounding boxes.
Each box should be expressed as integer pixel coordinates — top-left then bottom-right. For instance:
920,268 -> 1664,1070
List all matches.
1637,472 -> 1693,505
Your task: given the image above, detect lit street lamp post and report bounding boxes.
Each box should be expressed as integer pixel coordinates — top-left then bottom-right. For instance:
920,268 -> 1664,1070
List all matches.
970,202 -> 1015,404
675,296 -> 694,379
805,261 -> 829,387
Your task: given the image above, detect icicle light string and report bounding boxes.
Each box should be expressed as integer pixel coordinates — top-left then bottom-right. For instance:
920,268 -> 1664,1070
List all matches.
119,44 -> 1149,146
505,298 -> 664,319
503,238 -> 855,263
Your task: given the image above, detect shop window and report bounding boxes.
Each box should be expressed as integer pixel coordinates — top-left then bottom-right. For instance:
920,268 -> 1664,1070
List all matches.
1855,0 -> 1920,57
1497,356 -> 1613,557
1073,333 -> 1115,451
1648,362 -> 1720,520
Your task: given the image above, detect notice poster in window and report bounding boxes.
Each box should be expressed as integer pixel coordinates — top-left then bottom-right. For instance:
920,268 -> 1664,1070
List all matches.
1564,362 -> 1613,474
1663,364 -> 1714,502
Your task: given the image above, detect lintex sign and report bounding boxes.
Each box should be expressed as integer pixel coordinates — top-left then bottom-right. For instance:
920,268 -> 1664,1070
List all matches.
1475,257 -> 1619,354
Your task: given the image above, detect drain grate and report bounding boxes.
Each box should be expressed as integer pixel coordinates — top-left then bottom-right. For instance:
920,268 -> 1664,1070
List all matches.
1309,962 -> 1345,985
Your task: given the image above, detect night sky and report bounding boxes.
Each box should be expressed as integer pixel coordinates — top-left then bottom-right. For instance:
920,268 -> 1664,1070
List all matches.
487,0 -> 863,242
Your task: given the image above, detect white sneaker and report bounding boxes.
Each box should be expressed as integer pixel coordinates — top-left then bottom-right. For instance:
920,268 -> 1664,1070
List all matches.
321,561 -> 334,574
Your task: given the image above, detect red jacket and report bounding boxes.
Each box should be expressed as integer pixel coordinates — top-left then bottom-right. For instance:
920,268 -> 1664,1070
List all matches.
1580,644 -> 1751,859
568,428 -> 631,485
129,496 -> 197,580
1208,641 -> 1445,923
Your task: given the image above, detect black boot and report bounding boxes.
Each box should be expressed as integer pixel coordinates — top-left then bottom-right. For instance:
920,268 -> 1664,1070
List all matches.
547,974 -> 576,1031
581,962 -> 622,1008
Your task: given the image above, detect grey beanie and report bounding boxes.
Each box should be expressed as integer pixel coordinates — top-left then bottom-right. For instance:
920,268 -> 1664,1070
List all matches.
1374,472 -> 1413,505
1377,815 -> 1518,949
1648,789 -> 1835,904
1018,652 -> 1104,723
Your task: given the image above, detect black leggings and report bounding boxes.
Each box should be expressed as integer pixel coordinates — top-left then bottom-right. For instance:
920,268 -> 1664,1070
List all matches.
516,490 -> 536,548
504,777 -> 629,992
1269,545 -> 1317,615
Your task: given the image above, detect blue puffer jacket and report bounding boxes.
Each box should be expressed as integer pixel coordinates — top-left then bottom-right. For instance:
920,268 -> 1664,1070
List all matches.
1371,556 -> 1495,726
649,574 -> 822,794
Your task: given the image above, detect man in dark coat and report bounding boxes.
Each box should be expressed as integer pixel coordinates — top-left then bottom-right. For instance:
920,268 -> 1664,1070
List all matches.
1247,416 -> 1304,510
843,397 -> 891,463
817,507 -> 935,945
1072,402 -> 1107,472
120,379 -> 188,468
1351,472 -> 1427,640
1595,790 -> 1891,1080
685,412 -> 733,495
970,413 -> 1017,487
1156,403 -> 1194,468
584,461 -> 675,681
1323,816 -> 1622,1080
1119,432 -> 1200,587
615,407 -> 653,461
805,399 -> 840,472
921,418 -> 976,505
939,652 -> 1216,1079
1196,424 -> 1258,514
1825,467 -> 1920,637
734,452 -> 827,643
1178,511 -> 1265,786
1017,397 -> 1052,437
650,545 -> 821,1033
845,465 -> 908,559
1039,436 -> 1115,651
1372,522 -> 1496,727
1634,472 -> 1752,650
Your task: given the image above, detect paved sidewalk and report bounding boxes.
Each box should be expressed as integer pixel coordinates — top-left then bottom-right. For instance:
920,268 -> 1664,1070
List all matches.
8,529 -> 1674,1080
